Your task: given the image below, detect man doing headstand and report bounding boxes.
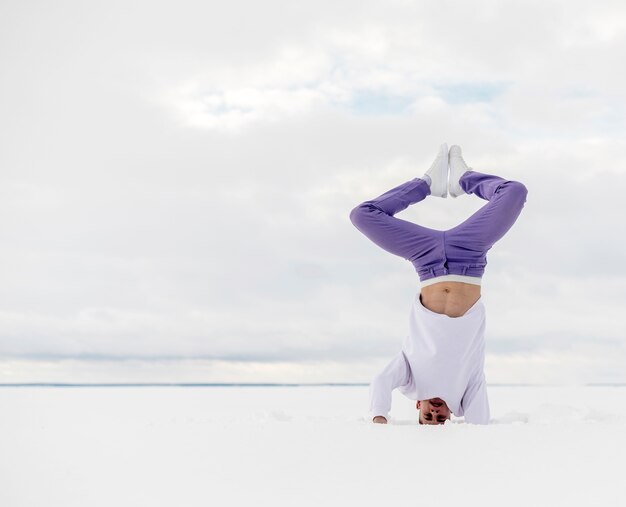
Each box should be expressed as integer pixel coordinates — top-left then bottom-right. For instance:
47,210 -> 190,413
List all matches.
349,144 -> 528,425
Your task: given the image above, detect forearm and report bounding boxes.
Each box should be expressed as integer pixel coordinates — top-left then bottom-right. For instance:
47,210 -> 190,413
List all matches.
462,373 -> 491,425
369,375 -> 394,421
368,351 -> 411,423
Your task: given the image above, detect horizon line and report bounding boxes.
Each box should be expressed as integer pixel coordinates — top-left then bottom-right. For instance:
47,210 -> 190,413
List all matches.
1,382 -> 625,388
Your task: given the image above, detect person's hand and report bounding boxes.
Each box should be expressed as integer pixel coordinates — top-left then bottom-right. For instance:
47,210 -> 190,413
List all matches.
372,416 -> 388,424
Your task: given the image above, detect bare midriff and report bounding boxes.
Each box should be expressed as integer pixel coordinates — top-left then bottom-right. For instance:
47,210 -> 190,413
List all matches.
420,281 -> 481,318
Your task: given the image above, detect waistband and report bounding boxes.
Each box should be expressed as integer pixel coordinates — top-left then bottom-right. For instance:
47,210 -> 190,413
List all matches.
420,274 -> 482,288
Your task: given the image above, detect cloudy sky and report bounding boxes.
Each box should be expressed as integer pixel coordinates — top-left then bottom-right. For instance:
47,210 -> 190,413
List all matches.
1,0 -> 625,383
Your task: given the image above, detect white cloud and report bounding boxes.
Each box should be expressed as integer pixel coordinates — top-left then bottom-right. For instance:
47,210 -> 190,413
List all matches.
1,0 -> 626,383
161,80 -> 336,131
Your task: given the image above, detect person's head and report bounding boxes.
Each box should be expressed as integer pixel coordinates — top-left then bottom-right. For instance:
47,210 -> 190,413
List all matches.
416,398 -> 451,425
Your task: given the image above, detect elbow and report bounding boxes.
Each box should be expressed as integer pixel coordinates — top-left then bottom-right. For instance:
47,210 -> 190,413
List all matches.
368,375 -> 382,396
370,372 -> 390,391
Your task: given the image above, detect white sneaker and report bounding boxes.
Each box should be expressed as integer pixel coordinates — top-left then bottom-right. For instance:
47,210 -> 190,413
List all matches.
448,145 -> 472,198
423,143 -> 448,198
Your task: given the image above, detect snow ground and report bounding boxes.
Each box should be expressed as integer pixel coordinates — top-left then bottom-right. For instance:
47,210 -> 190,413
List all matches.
1,385 -> 624,507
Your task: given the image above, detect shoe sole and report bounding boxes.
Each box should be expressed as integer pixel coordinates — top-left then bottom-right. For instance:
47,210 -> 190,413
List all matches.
448,147 -> 464,198
439,143 -> 448,198
449,182 -> 462,198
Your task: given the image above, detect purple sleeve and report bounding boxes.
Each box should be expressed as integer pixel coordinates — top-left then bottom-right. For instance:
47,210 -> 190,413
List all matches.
368,351 -> 412,421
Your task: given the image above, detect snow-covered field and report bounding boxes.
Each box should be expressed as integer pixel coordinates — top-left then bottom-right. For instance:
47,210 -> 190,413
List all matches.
1,385 -> 624,506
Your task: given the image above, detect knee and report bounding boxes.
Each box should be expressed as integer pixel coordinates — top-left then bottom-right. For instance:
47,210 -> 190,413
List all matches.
349,203 -> 372,227
504,180 -> 528,204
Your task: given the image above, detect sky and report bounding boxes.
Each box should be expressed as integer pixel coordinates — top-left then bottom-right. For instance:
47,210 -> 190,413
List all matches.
1,0 -> 626,383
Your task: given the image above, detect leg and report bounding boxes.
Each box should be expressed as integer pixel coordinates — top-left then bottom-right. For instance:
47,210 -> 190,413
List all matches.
349,178 -> 445,275
446,171 -> 528,264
